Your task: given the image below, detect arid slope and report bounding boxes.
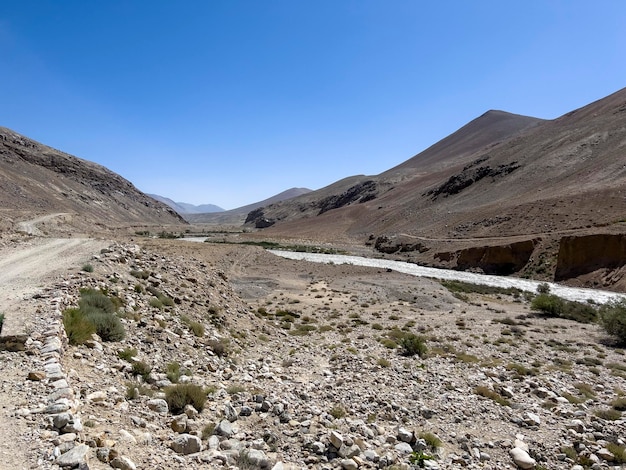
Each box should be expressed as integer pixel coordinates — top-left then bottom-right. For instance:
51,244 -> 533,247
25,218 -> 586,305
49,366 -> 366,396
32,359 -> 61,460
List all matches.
0,127 -> 184,233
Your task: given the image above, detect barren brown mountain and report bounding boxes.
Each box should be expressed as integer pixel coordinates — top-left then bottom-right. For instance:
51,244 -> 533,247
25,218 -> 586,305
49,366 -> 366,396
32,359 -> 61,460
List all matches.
0,127 -> 184,234
244,88 -> 626,290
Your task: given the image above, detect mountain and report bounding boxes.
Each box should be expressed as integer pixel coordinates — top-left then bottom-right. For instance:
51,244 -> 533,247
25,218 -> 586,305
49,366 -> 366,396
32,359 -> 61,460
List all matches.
243,87 -> 626,289
186,187 -> 312,225
0,127 -> 185,233
147,194 -> 224,215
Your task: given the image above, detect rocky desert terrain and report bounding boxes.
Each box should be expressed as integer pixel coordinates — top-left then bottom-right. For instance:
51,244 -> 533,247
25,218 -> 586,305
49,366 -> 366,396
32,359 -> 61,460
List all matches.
2,234 -> 626,470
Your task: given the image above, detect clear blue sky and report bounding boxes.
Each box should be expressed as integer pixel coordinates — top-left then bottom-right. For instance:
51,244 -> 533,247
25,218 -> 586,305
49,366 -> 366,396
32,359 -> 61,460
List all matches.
1,1 -> 625,209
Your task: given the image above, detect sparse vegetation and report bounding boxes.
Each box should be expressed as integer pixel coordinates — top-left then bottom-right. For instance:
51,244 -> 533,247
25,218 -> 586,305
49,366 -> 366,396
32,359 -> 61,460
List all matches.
118,347 -> 137,361
81,263 -> 94,273
399,333 -> 428,358
599,299 -> 626,344
63,288 -> 125,344
531,294 -> 597,323
329,405 -> 347,419
132,361 -> 152,381
475,386 -> 511,406
165,383 -> 207,414
440,280 -> 523,297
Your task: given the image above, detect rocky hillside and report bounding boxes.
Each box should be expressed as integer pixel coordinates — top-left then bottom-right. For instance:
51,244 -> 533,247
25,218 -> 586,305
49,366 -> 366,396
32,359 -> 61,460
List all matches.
10,239 -> 626,469
0,127 -> 184,233
243,88 -> 626,290
188,188 -> 312,225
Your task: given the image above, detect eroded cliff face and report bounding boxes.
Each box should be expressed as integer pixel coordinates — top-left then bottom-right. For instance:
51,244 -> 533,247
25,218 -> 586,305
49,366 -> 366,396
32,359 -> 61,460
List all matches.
555,234 -> 626,281
435,239 -> 539,275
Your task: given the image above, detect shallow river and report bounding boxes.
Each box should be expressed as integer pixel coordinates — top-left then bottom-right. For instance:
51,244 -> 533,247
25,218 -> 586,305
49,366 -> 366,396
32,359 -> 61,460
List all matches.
268,250 -> 626,305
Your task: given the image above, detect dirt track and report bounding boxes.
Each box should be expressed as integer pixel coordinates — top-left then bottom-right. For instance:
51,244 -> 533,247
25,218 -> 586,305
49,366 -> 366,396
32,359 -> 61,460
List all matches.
0,237 -> 108,468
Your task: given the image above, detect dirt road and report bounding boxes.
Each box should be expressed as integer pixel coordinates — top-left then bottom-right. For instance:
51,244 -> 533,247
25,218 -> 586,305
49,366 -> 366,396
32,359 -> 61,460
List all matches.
0,237 -> 108,468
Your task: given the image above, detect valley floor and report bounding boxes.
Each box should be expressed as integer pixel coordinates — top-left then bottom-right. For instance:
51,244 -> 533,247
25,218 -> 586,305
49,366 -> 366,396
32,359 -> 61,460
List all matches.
1,236 -> 626,469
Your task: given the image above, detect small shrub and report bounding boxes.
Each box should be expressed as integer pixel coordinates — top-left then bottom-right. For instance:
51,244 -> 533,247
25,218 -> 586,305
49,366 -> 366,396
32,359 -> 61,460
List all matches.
86,310 -> 125,342
593,408 -> 622,421
202,422 -> 216,440
134,284 -> 144,293
226,384 -> 246,395
399,334 -> 427,358
475,386 -> 511,407
607,442 -> 626,464
208,338 -> 229,357
377,357 -> 391,368
165,384 -> 207,414
166,362 -> 181,383
63,308 -> 96,345
132,361 -> 152,381
599,299 -> 626,344
329,405 -> 346,419
611,397 -> 626,411
149,298 -> 163,309
82,263 -> 94,273
532,294 -> 597,323
419,431 -> 442,449
118,347 -> 138,361
574,382 -> 596,399
537,282 -> 550,294
130,269 -> 150,279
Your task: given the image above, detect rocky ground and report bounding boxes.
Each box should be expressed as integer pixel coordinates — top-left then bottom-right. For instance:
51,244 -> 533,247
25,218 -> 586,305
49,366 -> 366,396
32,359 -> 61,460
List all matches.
3,237 -> 626,469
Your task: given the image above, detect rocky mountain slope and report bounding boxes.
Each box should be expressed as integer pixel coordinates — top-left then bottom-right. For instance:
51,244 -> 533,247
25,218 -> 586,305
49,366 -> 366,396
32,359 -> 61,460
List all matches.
9,239 -> 626,469
187,188 -> 312,225
0,127 -> 184,233
243,88 -> 626,290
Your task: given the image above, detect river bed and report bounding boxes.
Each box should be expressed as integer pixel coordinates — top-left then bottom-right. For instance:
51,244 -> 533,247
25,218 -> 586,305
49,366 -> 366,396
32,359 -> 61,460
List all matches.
268,250 -> 625,305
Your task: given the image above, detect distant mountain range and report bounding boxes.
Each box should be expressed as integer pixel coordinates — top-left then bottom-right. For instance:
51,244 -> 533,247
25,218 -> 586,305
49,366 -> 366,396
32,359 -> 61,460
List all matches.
147,194 -> 225,215
184,187 -> 312,225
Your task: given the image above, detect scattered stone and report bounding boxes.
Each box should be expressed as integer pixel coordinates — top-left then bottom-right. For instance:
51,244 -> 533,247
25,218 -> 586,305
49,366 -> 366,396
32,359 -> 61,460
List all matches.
56,444 -> 89,468
170,433 -> 202,455
510,447 -> 536,469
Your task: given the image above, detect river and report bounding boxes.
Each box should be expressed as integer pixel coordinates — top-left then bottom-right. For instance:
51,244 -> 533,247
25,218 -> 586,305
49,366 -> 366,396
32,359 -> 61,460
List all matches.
268,250 -> 626,305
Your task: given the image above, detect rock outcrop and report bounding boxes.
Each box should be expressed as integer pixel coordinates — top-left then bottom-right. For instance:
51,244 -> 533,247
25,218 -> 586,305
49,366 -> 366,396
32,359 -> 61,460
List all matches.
555,234 -> 626,280
435,239 -> 539,275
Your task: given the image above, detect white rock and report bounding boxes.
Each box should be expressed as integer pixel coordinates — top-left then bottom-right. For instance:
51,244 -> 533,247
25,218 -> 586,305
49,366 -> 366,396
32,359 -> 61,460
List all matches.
510,447 -> 536,469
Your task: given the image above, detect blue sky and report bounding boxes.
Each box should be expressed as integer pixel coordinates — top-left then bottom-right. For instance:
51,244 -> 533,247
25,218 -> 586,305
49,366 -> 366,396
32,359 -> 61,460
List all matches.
2,1 -> 625,209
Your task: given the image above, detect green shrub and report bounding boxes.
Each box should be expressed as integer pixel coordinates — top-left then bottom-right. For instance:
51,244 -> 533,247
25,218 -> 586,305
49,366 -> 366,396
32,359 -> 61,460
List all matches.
132,361 -> 152,381
130,269 -> 150,279
165,384 -> 207,414
208,339 -> 229,357
593,408 -> 622,421
475,386 -> 511,406
82,263 -> 94,273
118,347 -> 138,361
86,310 -> 125,341
399,333 -> 427,358
599,299 -> 626,344
531,294 -> 597,323
166,362 -> 181,383
63,308 -> 96,345
611,397 -> 626,411
607,443 -> 626,464
329,405 -> 346,419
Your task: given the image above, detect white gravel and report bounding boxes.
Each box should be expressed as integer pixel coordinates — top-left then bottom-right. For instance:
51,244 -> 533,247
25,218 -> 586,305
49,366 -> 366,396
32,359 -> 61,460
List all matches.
268,250 -> 626,305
